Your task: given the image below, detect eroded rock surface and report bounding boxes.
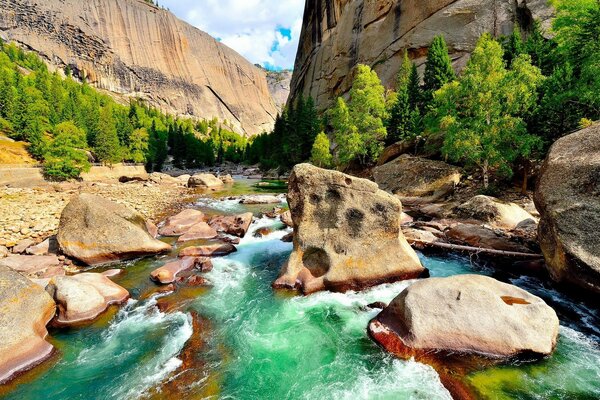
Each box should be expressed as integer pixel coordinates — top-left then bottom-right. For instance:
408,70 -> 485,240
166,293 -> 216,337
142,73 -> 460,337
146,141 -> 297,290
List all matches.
57,194 -> 171,265
274,163 -> 424,294
535,123 -> 600,293
369,274 -> 559,359
0,266 -> 56,383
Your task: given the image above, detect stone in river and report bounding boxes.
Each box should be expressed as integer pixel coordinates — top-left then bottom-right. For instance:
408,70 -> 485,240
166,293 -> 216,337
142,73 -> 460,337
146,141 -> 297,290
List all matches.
177,222 -> 218,242
239,195 -> 282,204
0,266 -> 56,384
453,195 -> 536,230
57,194 -> 171,265
179,243 -> 237,257
188,173 -> 224,189
159,209 -> 205,237
46,273 -> 129,326
273,163 -> 424,294
208,213 -> 253,238
368,274 -> 559,359
150,256 -> 212,284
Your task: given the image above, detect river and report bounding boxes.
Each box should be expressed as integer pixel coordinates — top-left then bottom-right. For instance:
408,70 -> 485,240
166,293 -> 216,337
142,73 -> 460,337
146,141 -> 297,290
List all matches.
2,179 -> 599,400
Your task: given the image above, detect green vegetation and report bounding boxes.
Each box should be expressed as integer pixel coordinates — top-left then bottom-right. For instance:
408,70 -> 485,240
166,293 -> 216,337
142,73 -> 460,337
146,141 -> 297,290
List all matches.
0,39 -> 249,180
310,132 -> 333,168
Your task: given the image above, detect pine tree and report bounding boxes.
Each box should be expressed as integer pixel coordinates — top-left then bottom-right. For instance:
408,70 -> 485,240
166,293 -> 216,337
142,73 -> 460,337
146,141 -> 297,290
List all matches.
310,132 -> 333,168
43,121 -> 90,180
424,35 -> 455,99
94,105 -> 122,165
502,26 -> 524,66
387,51 -> 416,144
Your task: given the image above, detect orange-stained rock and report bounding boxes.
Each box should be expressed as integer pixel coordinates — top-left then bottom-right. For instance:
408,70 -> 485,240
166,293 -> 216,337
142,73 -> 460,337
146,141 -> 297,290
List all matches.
179,243 -> 237,257
159,209 -> 205,237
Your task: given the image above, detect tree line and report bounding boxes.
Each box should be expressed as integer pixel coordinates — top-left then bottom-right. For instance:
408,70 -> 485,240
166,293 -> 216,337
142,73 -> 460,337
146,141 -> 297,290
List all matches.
251,0 -> 599,189
0,39 -> 249,180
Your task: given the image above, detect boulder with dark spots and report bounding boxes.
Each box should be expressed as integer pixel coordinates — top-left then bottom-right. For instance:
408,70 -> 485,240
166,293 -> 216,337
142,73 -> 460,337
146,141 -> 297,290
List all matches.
179,243 -> 237,257
372,155 -> 461,204
177,222 -> 218,242
534,123 -> 600,293
369,275 -> 559,360
273,164 -> 424,294
209,213 -> 253,237
0,266 -> 56,384
159,209 -> 205,237
57,194 -> 171,265
46,273 -> 129,326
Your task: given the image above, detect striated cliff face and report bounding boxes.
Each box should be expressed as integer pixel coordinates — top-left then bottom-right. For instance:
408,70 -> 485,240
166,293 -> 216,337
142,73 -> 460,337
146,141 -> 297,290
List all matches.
0,0 -> 278,136
290,0 -> 553,112
265,69 -> 293,112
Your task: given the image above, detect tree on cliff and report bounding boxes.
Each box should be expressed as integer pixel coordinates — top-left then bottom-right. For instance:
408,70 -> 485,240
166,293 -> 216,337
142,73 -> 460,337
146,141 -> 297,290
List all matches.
423,35 -> 455,101
330,64 -> 387,165
427,34 -> 543,189
94,105 -> 122,165
43,121 -> 91,180
310,132 -> 333,168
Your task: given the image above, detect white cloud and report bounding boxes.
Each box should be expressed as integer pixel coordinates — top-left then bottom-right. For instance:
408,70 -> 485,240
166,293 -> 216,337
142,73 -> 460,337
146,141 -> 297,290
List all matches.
158,0 -> 304,70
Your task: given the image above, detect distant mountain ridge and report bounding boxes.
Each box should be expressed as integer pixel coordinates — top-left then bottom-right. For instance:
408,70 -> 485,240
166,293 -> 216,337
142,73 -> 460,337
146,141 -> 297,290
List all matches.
0,0 -> 278,136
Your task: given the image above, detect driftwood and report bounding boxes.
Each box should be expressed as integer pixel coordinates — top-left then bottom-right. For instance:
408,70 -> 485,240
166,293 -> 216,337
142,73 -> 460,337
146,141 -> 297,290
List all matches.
407,239 -> 543,259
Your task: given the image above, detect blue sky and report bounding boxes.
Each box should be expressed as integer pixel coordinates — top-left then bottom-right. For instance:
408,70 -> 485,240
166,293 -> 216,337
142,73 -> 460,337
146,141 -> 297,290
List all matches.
158,0 -> 304,70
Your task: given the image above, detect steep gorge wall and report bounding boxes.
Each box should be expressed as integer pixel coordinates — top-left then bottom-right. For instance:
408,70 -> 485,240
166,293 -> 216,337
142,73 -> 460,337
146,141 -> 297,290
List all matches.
0,0 -> 278,136
290,0 -> 553,112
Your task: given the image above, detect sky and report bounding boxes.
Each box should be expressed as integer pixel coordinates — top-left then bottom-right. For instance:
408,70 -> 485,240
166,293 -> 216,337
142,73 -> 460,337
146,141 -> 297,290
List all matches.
159,0 -> 305,70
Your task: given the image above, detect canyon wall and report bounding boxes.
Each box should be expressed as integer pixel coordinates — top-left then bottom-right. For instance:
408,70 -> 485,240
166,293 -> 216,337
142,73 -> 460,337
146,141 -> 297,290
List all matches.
0,0 -> 278,135
289,0 -> 553,112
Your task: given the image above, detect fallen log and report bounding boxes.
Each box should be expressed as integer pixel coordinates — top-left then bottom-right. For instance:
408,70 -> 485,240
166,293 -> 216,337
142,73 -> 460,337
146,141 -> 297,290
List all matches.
407,239 -> 542,259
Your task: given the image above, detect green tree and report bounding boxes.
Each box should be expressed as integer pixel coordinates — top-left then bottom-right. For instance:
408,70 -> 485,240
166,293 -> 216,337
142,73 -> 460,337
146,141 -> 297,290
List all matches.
502,26 -> 524,66
43,121 -> 90,180
310,132 -> 333,168
329,97 -> 360,165
423,35 -> 455,100
128,127 -> 149,163
428,34 -> 544,188
94,105 -> 122,164
387,51 -> 421,144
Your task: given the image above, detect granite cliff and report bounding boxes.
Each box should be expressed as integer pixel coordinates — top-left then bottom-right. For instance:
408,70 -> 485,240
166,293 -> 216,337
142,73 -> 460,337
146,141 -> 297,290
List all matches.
0,0 -> 278,135
289,0 -> 553,111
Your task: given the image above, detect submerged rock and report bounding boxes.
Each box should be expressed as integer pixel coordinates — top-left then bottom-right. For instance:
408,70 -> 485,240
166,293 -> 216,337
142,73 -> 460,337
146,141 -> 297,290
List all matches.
47,273 -> 129,326
453,195 -> 536,230
159,209 -> 205,237
57,194 -> 171,265
535,123 -> 600,293
273,163 -> 424,294
208,213 -> 253,237
150,256 -> 213,284
188,173 -> 224,189
369,274 -> 559,359
0,266 -> 56,384
372,155 -> 461,203
179,243 -> 237,257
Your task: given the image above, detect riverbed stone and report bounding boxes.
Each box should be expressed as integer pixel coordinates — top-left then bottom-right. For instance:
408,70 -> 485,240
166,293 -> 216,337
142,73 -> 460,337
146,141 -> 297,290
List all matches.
369,274 -> 559,359
273,163 -> 424,294
179,243 -> 237,257
453,195 -> 536,230
47,273 -> 129,326
209,213 -> 253,237
219,174 -> 234,184
159,209 -> 205,237
188,173 -> 224,189
12,238 -> 35,254
150,256 -> 212,284
0,266 -> 56,384
445,223 -> 533,253
534,123 -> 600,293
239,195 -> 283,204
0,254 -> 62,276
26,237 -> 59,256
280,210 -> 293,227
57,194 -> 171,265
177,222 -> 218,242
372,155 -> 461,203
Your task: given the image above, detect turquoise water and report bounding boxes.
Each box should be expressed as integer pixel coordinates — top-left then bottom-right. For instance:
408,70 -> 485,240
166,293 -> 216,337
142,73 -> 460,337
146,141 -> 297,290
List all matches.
3,182 -> 599,399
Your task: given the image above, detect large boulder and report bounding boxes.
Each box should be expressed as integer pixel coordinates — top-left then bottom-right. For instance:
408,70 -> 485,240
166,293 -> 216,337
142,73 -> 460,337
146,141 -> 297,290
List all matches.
0,266 -> 56,383
188,173 -> 224,189
535,123 -> 600,293
273,164 -> 424,294
453,195 -> 536,230
445,223 -> 534,254
57,194 -> 171,265
208,213 -> 253,237
369,274 -> 559,359
177,222 -> 218,242
46,272 -> 129,326
159,209 -> 205,236
372,155 -> 461,203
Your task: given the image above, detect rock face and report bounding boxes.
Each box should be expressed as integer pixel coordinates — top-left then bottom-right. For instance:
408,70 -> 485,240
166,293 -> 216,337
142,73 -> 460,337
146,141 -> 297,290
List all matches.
0,0 -> 277,135
289,0 -> 553,111
264,69 -> 292,112
273,163 -> 424,294
0,266 -> 56,383
46,273 -> 129,326
534,124 -> 600,294
369,274 -> 559,359
188,174 -> 225,189
454,195 -> 536,230
372,155 -> 461,202
57,194 -> 171,265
